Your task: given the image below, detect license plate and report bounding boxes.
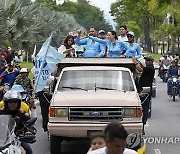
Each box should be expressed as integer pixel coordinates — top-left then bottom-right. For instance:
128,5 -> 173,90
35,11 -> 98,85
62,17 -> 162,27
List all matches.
87,130 -> 103,138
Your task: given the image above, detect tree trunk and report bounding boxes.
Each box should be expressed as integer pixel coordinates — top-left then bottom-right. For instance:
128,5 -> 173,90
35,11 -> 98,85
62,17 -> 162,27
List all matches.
143,14 -> 152,52
152,16 -> 158,54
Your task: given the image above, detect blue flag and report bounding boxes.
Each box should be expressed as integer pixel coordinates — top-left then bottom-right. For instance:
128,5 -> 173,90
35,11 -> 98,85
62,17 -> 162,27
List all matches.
35,34 -> 65,93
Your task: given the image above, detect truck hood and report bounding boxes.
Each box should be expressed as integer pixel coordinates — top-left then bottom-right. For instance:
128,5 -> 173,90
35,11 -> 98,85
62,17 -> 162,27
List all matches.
51,91 -> 141,107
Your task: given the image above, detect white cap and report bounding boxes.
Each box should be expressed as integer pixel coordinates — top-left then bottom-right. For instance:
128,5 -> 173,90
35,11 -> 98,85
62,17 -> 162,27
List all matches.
127,31 -> 135,37
20,68 -> 29,73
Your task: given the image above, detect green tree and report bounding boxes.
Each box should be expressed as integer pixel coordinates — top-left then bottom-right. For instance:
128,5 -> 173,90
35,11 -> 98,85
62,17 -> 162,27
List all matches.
35,0 -> 112,32
110,0 -> 180,54
0,0 -> 81,56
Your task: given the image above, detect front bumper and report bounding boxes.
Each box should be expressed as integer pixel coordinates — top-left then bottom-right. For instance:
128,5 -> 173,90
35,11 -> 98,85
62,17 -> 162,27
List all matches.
48,122 -> 143,138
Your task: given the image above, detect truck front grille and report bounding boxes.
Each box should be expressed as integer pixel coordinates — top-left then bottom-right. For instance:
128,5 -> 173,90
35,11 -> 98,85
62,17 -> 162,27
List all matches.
69,107 -> 123,121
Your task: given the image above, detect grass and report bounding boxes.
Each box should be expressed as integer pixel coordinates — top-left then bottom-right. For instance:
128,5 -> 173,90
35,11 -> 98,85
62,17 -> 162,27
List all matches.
20,61 -> 34,79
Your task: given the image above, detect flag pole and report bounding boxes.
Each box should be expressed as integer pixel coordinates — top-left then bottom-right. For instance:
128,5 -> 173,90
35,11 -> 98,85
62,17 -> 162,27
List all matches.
34,31 -> 54,94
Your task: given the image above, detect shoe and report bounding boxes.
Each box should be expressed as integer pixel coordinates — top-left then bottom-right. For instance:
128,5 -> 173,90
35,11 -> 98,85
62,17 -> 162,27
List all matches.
142,129 -> 145,135
47,131 -> 50,141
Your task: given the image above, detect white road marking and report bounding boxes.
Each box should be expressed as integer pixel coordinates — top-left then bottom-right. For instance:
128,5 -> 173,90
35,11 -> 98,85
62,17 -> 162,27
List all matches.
154,149 -> 162,154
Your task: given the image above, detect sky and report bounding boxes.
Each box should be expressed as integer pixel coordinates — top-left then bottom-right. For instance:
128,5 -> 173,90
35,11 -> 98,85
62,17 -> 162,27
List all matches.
56,0 -> 117,28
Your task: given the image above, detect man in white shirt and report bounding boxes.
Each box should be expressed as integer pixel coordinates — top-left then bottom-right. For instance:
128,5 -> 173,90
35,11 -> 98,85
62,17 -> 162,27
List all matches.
118,25 -> 128,42
87,122 -> 137,154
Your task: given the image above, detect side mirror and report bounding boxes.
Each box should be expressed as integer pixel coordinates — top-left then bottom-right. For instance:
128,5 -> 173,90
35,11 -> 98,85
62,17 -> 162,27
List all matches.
25,117 -> 37,127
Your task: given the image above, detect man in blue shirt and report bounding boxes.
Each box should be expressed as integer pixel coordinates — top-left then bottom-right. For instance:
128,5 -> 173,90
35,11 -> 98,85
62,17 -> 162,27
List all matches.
0,64 -> 19,85
76,27 -> 105,58
167,60 -> 180,95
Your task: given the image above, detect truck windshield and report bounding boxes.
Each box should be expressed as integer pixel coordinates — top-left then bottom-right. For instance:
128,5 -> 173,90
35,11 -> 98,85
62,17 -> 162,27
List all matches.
58,70 -> 135,91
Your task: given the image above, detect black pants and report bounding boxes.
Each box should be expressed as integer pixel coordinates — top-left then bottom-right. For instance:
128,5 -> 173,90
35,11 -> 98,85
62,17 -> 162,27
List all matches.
39,91 -> 52,132
140,91 -> 152,125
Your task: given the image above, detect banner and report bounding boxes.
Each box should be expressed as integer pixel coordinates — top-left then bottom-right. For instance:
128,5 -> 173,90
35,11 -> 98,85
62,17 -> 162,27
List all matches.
34,33 -> 65,93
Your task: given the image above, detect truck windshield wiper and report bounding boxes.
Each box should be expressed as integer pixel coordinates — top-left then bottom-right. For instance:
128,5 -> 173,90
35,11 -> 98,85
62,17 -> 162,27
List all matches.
95,86 -> 127,92
95,86 -> 118,91
61,86 -> 88,91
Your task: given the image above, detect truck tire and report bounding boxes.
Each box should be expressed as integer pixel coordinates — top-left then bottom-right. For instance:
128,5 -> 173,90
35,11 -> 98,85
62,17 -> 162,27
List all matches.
50,135 -> 62,154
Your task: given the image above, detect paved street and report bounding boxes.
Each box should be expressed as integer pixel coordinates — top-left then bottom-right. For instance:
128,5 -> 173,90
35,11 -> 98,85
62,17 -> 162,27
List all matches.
146,77 -> 180,154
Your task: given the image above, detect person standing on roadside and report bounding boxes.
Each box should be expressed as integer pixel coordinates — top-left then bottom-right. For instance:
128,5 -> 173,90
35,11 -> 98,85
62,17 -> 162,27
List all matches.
76,27 -> 105,58
132,56 -> 155,134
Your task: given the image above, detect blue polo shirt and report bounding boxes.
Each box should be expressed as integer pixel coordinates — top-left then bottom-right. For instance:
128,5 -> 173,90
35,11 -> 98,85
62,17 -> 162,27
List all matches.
89,36 -> 128,58
124,42 -> 141,58
1,69 -> 20,84
76,37 -> 105,57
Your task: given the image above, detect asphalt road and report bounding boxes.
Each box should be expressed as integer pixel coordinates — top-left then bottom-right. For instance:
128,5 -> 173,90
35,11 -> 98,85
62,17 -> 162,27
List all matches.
31,76 -> 180,154
145,76 -> 180,154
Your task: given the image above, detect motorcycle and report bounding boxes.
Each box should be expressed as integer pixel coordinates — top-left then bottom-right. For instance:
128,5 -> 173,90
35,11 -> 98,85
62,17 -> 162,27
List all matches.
0,115 -> 37,154
159,64 -> 169,82
168,76 -> 179,102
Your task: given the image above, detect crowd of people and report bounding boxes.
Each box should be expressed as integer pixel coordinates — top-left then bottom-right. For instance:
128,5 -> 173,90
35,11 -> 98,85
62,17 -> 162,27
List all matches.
158,51 -> 180,96
58,25 -> 141,59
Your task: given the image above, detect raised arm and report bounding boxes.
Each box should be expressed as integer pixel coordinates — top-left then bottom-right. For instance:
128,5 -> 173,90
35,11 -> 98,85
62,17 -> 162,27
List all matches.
89,36 -> 108,45
75,29 -> 88,45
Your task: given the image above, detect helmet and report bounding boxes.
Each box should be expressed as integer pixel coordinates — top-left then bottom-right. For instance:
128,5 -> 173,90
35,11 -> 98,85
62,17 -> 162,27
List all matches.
11,85 -> 27,100
20,68 -> 29,73
4,90 -> 21,110
11,85 -> 26,93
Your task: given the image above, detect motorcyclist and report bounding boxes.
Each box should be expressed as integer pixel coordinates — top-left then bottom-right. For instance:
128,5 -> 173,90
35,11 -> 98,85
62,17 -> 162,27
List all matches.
0,63 -> 19,85
14,68 -> 34,94
166,51 -> 174,61
0,90 -> 33,154
167,60 -> 180,95
159,54 -> 171,81
0,84 -> 37,118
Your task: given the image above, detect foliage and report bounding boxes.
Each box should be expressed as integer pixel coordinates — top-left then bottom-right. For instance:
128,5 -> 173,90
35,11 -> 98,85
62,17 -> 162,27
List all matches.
110,0 -> 180,53
0,0 -> 81,55
35,0 -> 112,32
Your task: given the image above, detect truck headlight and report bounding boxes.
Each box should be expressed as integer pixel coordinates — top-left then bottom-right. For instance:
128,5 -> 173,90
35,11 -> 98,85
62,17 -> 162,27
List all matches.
56,108 -> 68,117
49,108 -> 68,117
124,108 -> 136,117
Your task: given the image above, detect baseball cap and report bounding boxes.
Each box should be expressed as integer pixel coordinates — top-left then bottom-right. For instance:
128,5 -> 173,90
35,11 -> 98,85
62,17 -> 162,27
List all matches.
127,31 -> 135,37
144,55 -> 154,61
98,30 -> 106,34
20,68 -> 29,73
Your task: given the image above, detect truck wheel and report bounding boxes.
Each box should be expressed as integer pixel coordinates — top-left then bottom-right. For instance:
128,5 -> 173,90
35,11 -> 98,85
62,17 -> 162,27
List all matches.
50,135 -> 62,154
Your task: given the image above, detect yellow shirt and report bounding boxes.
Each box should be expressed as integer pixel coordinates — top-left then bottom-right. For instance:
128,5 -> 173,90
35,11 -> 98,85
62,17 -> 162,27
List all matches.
0,101 -> 30,113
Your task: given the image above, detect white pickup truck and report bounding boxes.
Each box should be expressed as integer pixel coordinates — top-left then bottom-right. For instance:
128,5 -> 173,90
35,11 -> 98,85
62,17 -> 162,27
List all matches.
48,58 -> 143,154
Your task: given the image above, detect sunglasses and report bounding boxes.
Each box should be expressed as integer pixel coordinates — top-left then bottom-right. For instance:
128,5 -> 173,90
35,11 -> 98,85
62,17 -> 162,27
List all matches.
145,59 -> 152,62
127,35 -> 133,38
